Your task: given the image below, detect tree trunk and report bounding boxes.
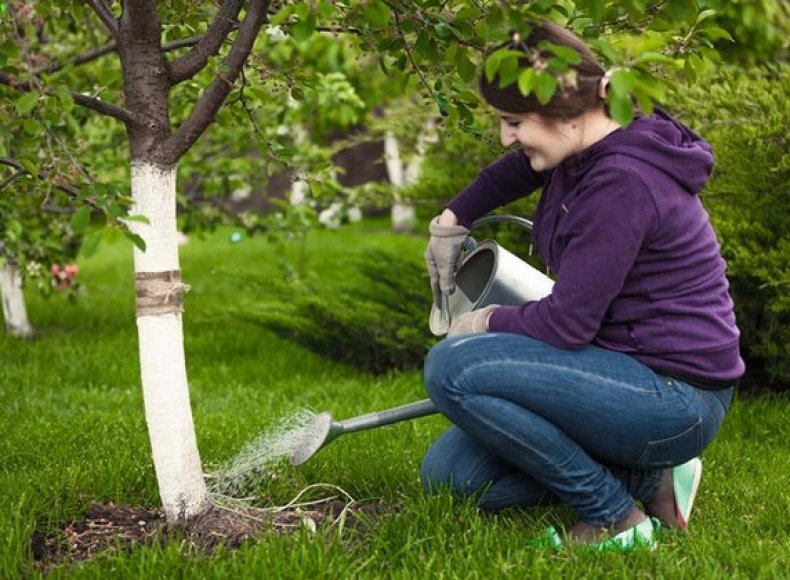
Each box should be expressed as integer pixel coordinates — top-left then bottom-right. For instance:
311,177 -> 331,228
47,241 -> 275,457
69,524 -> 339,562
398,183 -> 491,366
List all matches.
0,263 -> 34,337
128,162 -> 209,521
384,132 -> 416,232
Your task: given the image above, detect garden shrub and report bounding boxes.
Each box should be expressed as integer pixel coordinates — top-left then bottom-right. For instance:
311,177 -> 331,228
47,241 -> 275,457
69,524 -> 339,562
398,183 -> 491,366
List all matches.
238,249 -> 437,375
668,65 -> 789,391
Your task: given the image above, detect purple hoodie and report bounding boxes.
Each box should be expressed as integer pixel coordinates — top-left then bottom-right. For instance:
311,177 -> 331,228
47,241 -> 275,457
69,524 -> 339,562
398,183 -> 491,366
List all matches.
447,109 -> 744,385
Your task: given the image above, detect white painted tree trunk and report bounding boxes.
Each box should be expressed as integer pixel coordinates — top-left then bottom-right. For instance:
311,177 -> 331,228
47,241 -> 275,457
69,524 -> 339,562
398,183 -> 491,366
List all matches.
290,124 -> 309,205
128,163 -> 209,522
0,263 -> 34,337
385,132 -> 416,232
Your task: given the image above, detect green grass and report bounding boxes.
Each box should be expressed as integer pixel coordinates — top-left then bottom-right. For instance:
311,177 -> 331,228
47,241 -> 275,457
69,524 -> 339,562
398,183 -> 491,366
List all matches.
1,221 -> 788,578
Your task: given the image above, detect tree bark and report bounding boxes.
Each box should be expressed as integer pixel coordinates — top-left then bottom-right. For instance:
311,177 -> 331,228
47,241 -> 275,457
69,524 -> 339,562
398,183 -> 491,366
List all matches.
0,263 -> 34,338
127,163 -> 209,521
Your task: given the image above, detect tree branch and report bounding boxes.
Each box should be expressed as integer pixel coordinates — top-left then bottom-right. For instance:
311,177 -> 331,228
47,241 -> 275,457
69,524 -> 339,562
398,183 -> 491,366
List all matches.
391,9 -> 435,98
27,35 -> 201,81
86,0 -> 120,38
0,156 -> 100,209
168,0 -> 244,85
70,91 -> 142,125
161,0 -> 270,165
0,71 -> 142,126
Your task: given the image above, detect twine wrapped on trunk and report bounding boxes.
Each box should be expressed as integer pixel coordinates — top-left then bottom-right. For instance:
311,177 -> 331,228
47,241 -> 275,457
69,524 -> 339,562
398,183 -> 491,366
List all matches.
135,270 -> 191,316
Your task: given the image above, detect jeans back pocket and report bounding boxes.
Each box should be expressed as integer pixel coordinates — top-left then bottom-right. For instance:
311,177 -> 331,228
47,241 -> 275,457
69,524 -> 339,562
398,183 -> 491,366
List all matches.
635,418 -> 703,469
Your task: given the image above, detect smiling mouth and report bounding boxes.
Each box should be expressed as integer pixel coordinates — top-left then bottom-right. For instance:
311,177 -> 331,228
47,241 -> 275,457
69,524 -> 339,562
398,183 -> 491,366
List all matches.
522,147 -> 536,156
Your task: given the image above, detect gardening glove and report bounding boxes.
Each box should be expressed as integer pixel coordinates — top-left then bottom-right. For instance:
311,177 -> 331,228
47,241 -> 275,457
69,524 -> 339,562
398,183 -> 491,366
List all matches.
446,304 -> 500,338
425,216 -> 471,307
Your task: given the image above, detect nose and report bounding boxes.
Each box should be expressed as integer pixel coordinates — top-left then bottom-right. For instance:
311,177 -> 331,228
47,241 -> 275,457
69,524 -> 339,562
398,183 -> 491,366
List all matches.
500,121 -> 518,148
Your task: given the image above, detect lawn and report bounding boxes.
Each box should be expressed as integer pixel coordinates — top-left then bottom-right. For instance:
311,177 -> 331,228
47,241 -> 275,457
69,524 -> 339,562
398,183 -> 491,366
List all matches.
2,221 -> 788,578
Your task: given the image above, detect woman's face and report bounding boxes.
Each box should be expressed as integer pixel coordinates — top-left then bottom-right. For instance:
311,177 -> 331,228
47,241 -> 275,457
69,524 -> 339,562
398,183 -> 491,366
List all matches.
498,111 -> 580,171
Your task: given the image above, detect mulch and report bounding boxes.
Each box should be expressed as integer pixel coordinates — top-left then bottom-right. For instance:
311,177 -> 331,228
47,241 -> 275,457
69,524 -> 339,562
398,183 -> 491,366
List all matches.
31,498 -> 383,570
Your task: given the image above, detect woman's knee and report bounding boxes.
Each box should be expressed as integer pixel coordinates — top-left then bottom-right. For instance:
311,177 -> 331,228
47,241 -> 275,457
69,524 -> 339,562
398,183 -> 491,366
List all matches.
424,335 -> 488,405
421,427 -> 499,498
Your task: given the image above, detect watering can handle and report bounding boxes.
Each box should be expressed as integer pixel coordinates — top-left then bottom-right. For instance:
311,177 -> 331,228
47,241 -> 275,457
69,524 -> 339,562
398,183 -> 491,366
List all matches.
339,398 -> 438,433
471,214 -> 534,233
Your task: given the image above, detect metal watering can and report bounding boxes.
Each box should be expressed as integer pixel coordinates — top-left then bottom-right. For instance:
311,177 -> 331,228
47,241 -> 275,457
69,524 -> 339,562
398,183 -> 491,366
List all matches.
429,214 -> 554,336
289,215 -> 554,466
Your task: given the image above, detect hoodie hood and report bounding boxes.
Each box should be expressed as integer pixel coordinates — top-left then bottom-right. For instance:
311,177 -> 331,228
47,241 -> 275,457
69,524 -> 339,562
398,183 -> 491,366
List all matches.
563,107 -> 714,195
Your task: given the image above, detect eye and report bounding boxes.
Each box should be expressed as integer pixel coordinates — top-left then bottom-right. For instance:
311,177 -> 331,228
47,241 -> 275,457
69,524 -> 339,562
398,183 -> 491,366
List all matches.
506,120 -> 521,128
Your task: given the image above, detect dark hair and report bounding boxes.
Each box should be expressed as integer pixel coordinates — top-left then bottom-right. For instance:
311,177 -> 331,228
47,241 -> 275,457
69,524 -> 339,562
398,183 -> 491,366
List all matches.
480,21 -> 606,119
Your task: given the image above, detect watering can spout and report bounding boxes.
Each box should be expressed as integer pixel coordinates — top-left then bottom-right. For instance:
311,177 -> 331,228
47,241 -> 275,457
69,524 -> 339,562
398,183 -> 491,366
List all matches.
288,399 -> 438,466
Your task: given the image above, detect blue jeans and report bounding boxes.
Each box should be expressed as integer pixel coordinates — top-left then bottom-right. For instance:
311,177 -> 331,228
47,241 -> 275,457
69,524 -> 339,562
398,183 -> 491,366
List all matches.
421,333 -> 733,527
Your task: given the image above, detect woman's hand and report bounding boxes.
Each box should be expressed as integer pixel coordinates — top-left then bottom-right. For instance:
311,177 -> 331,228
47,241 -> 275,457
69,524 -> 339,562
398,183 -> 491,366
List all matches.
447,305 -> 499,337
424,209 -> 470,307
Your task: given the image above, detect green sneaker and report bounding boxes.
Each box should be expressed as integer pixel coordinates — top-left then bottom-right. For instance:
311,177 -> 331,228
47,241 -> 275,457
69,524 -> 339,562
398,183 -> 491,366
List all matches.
590,517 -> 659,552
535,517 -> 660,552
673,457 -> 703,530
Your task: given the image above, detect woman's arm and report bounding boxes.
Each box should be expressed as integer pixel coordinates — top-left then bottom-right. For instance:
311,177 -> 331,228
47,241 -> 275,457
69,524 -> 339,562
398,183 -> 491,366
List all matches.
446,151 -> 549,228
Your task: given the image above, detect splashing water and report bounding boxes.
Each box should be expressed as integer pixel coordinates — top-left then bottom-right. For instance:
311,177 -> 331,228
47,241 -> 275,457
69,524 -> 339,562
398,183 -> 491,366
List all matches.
208,409 -> 319,496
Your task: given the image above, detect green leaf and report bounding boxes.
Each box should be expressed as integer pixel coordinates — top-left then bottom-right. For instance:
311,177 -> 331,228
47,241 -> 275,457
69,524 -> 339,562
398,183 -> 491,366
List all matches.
125,214 -> 150,225
434,94 -> 449,117
538,41 -> 582,65
534,72 -> 557,105
70,206 -> 92,234
484,49 -> 522,83
22,119 -> 37,135
270,5 -> 295,25
517,68 -> 536,96
547,57 -> 570,73
610,69 -> 637,96
362,1 -> 390,28
125,231 -> 147,252
19,158 -> 38,178
434,21 -> 452,38
700,26 -> 734,42
291,13 -> 316,42
695,9 -> 717,25
415,31 -> 437,61
455,49 -> 476,83
634,51 -> 676,66
633,87 -> 654,116
55,87 -> 74,112
609,93 -> 634,126
16,92 -> 38,115
455,7 -> 479,21
484,50 -> 503,83
80,231 -> 102,259
497,57 -> 520,88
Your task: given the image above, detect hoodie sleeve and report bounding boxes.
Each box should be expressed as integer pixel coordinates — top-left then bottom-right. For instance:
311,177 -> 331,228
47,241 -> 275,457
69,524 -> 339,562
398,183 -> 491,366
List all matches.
488,166 -> 657,348
446,151 -> 550,228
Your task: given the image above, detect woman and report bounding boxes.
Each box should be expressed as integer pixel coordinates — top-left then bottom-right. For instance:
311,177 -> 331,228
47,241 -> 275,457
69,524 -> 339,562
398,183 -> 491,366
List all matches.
422,21 -> 743,550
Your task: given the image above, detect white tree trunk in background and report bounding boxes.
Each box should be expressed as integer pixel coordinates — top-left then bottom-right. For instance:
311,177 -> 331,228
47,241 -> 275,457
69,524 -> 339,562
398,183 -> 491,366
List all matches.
385,132 -> 416,232
0,263 -> 33,337
290,124 -> 308,205
129,163 -> 209,522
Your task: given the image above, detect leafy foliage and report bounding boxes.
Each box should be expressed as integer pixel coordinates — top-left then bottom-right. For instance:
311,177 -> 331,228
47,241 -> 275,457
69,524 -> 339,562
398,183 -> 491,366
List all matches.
668,65 -> 790,390
235,249 -> 436,374
1,0 -> 779,295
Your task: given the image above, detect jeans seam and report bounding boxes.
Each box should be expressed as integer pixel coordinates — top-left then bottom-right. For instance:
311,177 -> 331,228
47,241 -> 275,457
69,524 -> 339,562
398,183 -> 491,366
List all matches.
452,360 -> 669,397
454,394 -> 561,474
